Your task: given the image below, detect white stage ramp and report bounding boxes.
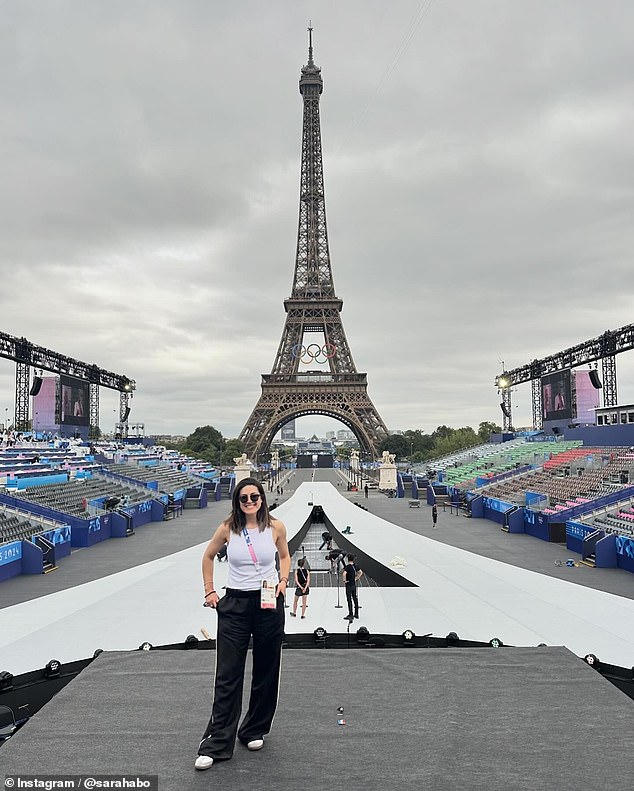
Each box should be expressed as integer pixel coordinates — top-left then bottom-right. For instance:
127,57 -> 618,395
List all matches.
1,482 -> 633,674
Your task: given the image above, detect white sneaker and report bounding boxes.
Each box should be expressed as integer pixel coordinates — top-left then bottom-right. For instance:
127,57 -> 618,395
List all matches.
247,739 -> 264,751
194,755 -> 214,770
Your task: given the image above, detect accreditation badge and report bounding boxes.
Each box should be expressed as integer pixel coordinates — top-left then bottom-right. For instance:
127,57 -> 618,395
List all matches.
260,578 -> 277,609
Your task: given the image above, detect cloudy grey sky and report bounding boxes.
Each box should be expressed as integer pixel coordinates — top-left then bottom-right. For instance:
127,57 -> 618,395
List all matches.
2,1 -> 633,439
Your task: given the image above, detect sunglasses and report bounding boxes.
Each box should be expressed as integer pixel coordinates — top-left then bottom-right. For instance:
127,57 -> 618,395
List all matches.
239,493 -> 261,504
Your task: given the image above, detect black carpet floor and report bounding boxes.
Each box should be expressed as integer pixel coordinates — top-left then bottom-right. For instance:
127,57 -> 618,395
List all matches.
2,646 -> 633,791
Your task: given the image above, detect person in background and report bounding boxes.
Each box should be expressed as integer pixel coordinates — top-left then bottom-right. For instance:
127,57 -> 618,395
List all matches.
195,477 -> 290,772
326,548 -> 346,574
342,553 -> 363,622
289,557 -> 310,618
319,531 -> 332,550
432,503 -> 438,529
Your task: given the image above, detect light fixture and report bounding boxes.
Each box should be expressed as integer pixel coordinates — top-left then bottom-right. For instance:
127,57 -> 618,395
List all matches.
138,642 -> 153,651
489,638 -> 503,648
584,653 -> 600,669
402,629 -> 416,646
0,671 -> 13,691
313,627 -> 328,643
356,626 -> 370,645
446,631 -> 459,646
44,659 -> 61,678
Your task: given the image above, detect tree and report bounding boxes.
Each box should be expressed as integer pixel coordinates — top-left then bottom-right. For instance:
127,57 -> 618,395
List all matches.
221,439 -> 245,467
431,425 -> 455,442
478,421 -> 502,442
403,429 -> 434,455
379,433 -> 409,460
199,445 -> 222,465
185,425 -> 225,454
431,427 -> 478,457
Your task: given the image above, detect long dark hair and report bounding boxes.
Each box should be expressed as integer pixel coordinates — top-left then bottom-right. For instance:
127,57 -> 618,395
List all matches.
227,477 -> 271,534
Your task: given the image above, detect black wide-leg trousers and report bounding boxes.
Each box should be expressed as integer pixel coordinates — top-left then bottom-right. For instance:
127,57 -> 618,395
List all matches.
199,590 -> 285,760
345,583 -> 358,619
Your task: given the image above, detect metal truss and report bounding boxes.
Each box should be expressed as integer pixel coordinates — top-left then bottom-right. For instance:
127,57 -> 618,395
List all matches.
89,383 -> 100,439
602,355 -> 617,407
15,363 -> 30,431
495,323 -> 634,419
0,330 -> 135,433
531,378 -> 542,430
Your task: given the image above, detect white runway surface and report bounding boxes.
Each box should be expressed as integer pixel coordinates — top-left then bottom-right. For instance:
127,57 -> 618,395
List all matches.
2,482 -> 634,674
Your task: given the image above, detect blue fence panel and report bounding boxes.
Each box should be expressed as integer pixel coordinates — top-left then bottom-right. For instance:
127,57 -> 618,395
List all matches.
0,541 -> 22,566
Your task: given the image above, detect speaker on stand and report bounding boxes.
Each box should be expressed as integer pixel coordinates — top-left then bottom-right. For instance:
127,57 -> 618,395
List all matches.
589,369 -> 602,389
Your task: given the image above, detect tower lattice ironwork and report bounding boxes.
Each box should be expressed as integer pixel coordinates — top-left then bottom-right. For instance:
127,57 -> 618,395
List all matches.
239,31 -> 388,459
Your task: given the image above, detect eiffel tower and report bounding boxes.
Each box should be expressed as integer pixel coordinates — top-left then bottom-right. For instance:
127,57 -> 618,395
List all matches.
239,30 -> 389,459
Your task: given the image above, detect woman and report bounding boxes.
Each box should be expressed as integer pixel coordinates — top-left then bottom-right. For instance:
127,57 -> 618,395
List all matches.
289,557 -> 310,618
195,477 -> 291,771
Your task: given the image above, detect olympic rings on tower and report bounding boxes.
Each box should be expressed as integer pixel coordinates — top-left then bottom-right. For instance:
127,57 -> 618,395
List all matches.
291,343 -> 337,365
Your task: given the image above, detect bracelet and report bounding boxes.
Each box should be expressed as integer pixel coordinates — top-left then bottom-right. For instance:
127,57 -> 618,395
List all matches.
205,590 -> 216,598
280,577 -> 288,584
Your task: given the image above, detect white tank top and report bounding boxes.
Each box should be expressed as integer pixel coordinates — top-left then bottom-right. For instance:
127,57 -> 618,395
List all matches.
226,525 -> 278,590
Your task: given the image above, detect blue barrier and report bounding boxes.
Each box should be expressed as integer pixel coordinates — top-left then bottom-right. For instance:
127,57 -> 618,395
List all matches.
36,526 -> 72,559
615,535 -> 634,573
565,521 -> 595,553
525,491 -> 547,507
8,473 -> 69,490
508,508 -> 525,533
470,495 -> 484,518
522,508 -> 550,540
151,499 -> 166,521
21,539 -> 45,574
0,553 -> 22,582
525,517 -> 551,541
482,496 -> 515,513
0,541 -> 22,567
595,534 -> 617,568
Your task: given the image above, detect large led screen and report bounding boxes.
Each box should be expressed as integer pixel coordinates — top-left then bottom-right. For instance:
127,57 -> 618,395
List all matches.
542,370 -> 572,421
60,376 -> 89,426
